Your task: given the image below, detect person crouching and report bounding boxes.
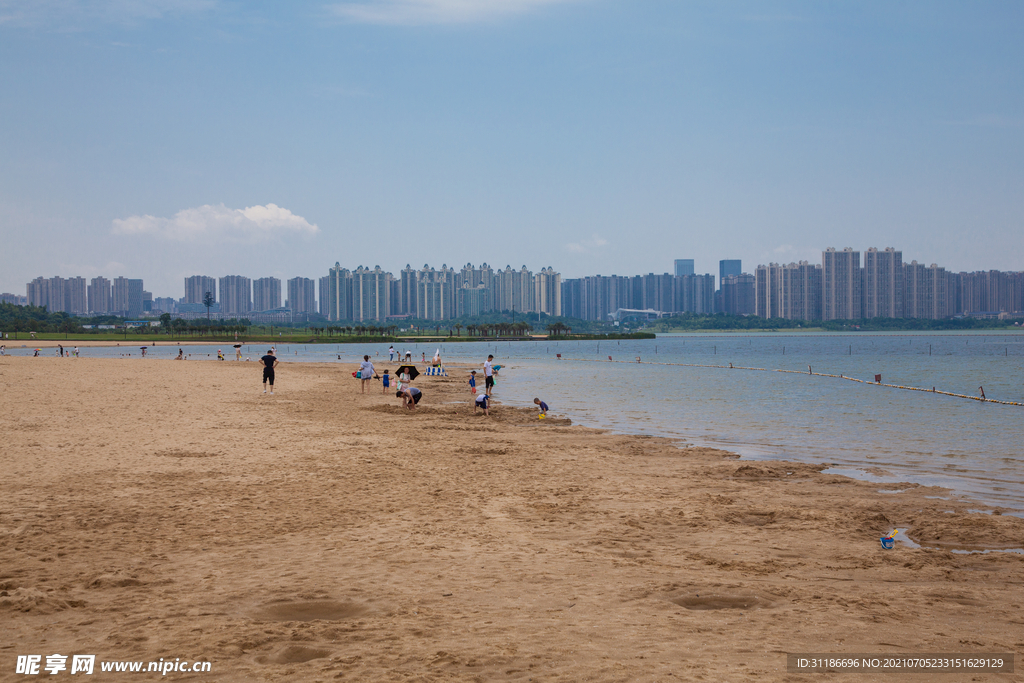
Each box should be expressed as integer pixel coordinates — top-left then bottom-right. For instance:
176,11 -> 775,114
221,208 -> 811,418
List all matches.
397,386 -> 422,410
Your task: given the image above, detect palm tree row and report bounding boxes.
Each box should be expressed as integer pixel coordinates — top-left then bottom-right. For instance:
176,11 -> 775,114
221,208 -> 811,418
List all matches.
546,322 -> 573,336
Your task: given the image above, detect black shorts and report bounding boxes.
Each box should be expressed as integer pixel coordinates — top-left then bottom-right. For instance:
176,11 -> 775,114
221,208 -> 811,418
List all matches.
485,375 -> 494,388
412,391 -> 422,404
263,368 -> 275,384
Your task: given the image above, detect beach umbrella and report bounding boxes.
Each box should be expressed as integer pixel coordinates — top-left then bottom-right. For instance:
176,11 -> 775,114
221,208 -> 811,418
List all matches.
395,365 -> 420,380
233,344 -> 242,348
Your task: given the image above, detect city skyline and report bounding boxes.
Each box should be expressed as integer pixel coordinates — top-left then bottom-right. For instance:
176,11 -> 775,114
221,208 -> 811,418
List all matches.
2,3 -> 1023,295
13,246 -> 1023,321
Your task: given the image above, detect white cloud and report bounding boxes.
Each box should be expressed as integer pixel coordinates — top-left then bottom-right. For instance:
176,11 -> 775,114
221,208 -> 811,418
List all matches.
329,0 -> 579,25
112,204 -> 320,243
565,234 -> 608,254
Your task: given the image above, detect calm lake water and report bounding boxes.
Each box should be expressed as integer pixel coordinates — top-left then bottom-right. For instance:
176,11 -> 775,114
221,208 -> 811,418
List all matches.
11,332 -> 1023,514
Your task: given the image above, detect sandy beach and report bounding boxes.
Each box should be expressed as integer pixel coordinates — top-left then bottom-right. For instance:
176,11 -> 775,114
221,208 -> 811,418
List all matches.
1,356 -> 1022,682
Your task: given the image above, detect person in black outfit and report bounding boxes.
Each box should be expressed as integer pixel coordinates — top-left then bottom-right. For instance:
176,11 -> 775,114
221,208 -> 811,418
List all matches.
261,350 -> 279,394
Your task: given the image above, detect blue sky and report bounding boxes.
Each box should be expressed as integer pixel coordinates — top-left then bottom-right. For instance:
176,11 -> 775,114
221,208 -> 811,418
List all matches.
1,0 -> 1022,297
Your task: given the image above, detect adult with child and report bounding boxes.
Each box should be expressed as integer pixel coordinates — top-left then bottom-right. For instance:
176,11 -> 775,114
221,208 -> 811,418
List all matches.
359,355 -> 377,394
261,349 -> 279,394
483,354 -> 495,396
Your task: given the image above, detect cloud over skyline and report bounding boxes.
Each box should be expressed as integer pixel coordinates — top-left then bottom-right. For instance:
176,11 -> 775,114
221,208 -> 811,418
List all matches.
329,0 -> 579,25
112,204 -> 320,243
565,234 -> 608,254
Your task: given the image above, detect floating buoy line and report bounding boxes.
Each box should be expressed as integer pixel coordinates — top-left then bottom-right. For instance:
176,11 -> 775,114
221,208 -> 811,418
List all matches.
550,356 -> 1023,407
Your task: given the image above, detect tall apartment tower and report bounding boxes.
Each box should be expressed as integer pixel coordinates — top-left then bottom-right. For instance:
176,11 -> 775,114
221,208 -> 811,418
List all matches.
65,277 -> 87,315
399,265 -> 419,317
862,247 -> 903,318
720,274 -> 755,315
674,259 -> 695,277
352,266 -> 390,322
219,276 -> 252,315
253,277 -> 282,311
781,261 -> 822,320
534,267 -> 562,316
88,277 -> 112,314
755,264 -> 783,318
27,277 -> 49,309
287,277 -> 316,313
822,248 -> 861,321
184,276 -> 217,305
319,275 -> 331,318
111,277 -> 144,317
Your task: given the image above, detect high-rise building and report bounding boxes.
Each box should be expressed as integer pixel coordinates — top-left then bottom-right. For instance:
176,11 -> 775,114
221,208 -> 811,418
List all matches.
781,262 -> 822,320
63,277 -> 87,315
674,259 -> 695,277
219,276 -> 252,315
253,277 -> 282,311
719,259 -> 742,284
822,248 -> 861,320
153,297 -> 176,313
755,264 -> 783,318
862,247 -> 903,318
184,276 -> 217,305
319,275 -> 331,317
27,277 -> 50,309
904,261 -> 955,319
287,277 -> 316,313
112,277 -> 144,317
399,265 -> 419,317
352,266 -> 391,322
416,265 -> 458,321
534,267 -> 561,316
88,277 -> 111,314
720,274 -> 755,315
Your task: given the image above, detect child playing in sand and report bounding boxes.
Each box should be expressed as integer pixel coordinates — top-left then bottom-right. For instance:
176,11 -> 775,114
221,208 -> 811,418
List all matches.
475,392 -> 490,416
469,371 -> 477,394
382,369 -> 391,394
534,398 -> 548,417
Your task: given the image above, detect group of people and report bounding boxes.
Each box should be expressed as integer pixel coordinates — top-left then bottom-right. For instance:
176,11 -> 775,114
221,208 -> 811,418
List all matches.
258,347 -> 549,419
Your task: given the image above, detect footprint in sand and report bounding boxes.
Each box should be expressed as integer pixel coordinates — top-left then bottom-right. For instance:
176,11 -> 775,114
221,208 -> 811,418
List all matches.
252,600 -> 367,622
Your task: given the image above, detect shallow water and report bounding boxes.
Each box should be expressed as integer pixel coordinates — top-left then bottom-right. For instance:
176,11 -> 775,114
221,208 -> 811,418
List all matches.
10,332 -> 1023,514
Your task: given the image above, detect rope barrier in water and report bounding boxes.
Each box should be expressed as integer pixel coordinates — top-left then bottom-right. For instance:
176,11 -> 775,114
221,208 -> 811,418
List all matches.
552,356 -> 1023,407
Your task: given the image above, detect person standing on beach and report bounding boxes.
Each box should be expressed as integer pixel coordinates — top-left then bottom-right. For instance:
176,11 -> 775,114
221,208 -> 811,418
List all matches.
73,346 -> 79,357
389,345 -> 395,361
469,371 -> 477,394
382,369 -> 391,394
484,355 -> 495,396
359,355 -> 377,394
261,350 -> 278,394
58,344 -> 64,357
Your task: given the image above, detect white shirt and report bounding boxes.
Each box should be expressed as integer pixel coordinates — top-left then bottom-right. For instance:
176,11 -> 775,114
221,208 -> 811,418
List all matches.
484,360 -> 493,377
360,361 -> 375,378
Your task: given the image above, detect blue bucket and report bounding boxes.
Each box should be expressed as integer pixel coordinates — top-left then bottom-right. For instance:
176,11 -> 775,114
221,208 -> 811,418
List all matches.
880,536 -> 895,549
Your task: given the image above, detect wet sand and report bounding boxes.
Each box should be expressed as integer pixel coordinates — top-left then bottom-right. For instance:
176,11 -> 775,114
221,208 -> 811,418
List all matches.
1,356 -> 1022,682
